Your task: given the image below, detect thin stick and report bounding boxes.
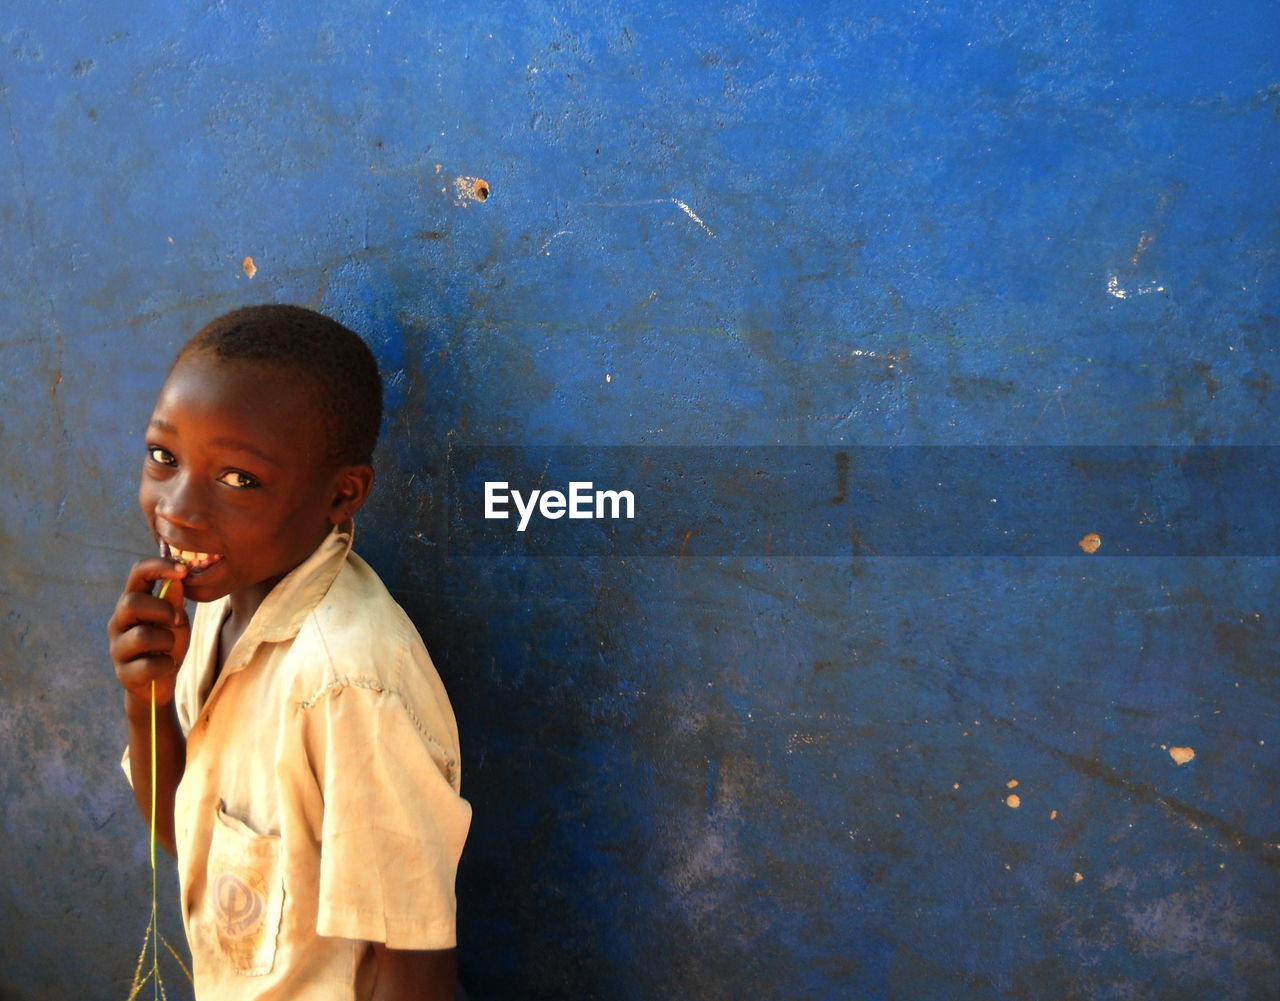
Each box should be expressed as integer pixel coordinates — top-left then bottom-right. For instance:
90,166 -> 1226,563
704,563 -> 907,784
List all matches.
125,576 -> 192,998
150,680 -> 159,1000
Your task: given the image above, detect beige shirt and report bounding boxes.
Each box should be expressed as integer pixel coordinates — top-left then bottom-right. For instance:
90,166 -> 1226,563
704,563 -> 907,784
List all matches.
166,523 -> 470,999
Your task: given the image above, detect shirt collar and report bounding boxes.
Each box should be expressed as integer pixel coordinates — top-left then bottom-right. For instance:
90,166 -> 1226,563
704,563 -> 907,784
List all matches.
244,519 -> 355,644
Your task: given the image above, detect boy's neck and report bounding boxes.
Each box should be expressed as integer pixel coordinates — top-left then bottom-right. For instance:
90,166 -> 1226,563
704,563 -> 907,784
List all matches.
215,613 -> 248,682
222,522 -> 335,636
227,579 -> 278,633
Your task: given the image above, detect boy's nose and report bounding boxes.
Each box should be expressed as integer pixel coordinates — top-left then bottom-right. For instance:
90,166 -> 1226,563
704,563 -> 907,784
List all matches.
155,474 -> 212,531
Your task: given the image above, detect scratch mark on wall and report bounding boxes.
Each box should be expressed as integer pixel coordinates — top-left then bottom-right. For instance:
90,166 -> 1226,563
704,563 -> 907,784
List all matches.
581,197 -> 716,236
539,229 -> 573,255
1107,275 -> 1166,298
850,349 -> 902,367
1129,232 -> 1156,268
1026,383 -> 1070,438
1128,185 -> 1180,269
671,198 -> 715,237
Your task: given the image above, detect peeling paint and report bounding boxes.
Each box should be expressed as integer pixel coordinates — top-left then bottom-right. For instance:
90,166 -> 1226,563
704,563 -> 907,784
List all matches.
1168,746 -> 1196,766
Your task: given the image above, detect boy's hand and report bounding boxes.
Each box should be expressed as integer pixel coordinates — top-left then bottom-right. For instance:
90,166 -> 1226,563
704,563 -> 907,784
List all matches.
108,558 -> 190,709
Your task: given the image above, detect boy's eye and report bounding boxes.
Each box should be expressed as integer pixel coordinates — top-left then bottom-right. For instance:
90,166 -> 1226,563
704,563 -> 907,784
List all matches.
147,446 -> 176,466
218,470 -> 260,489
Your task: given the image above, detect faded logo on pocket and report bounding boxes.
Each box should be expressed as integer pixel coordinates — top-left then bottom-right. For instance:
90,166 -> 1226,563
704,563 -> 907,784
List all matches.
207,804 -> 284,976
215,867 -> 267,939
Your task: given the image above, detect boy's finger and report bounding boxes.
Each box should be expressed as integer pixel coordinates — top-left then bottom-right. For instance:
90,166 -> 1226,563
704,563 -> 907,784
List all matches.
159,573 -> 186,621
119,655 -> 180,704
111,590 -> 183,633
114,623 -> 180,661
123,557 -> 189,595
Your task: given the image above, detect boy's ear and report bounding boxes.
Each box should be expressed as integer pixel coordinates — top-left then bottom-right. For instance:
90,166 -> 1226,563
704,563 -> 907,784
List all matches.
328,465 -> 375,524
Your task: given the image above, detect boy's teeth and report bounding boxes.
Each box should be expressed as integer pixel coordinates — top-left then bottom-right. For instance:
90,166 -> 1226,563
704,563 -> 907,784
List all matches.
173,548 -> 219,569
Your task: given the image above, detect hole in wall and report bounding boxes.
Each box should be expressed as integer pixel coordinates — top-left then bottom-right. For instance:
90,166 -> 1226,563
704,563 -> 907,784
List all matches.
453,176 -> 491,203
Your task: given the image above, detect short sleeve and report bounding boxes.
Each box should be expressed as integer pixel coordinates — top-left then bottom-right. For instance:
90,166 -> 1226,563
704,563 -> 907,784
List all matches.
306,681 -> 471,949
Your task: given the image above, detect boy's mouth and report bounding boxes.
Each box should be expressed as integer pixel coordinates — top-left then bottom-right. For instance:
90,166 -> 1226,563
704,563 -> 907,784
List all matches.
161,539 -> 225,573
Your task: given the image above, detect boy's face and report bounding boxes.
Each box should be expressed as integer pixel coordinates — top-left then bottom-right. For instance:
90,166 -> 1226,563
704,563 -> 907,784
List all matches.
139,351 -> 366,607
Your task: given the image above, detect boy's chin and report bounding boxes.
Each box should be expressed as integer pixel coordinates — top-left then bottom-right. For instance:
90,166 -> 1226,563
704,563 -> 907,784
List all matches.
178,565 -> 231,602
180,582 -> 224,603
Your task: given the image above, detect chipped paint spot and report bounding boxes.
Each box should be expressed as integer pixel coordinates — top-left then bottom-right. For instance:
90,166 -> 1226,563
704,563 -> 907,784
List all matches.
1073,872 -> 1084,883
1006,794 -> 1021,809
241,256 -> 257,279
455,176 -> 490,202
1169,746 -> 1195,766
1006,779 -> 1019,789
1079,532 -> 1102,554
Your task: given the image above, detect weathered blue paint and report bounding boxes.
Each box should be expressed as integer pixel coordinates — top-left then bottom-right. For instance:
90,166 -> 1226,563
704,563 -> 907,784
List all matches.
1,1 -> 1277,999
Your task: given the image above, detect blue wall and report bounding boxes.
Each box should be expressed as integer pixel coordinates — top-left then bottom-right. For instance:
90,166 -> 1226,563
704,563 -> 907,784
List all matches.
2,2 -> 1277,999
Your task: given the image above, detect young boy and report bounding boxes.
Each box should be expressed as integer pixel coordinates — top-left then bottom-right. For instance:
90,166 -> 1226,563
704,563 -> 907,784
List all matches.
108,305 -> 470,1000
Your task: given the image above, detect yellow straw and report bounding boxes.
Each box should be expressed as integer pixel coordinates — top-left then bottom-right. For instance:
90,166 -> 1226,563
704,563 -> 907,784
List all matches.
126,575 -> 190,999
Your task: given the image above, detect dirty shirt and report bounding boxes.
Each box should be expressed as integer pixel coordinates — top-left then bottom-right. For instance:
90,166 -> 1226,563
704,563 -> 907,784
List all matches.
160,522 -> 468,999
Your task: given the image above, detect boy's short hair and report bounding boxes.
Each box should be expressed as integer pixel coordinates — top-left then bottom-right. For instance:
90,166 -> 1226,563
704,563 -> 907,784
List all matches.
179,304 -> 383,466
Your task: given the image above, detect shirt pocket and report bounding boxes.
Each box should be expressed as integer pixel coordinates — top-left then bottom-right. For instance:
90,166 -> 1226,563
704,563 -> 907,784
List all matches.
206,802 -> 286,977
